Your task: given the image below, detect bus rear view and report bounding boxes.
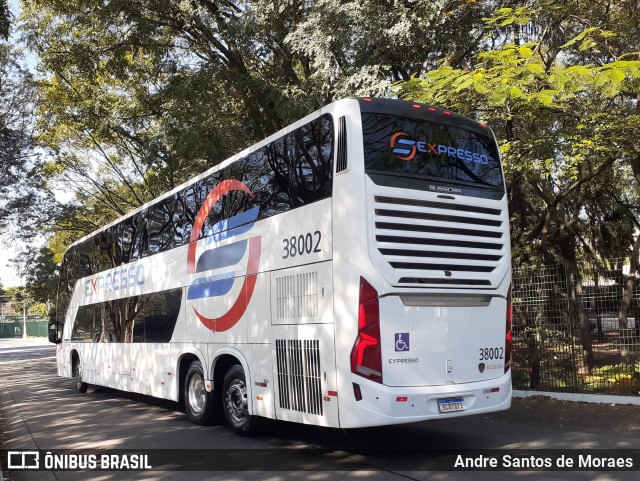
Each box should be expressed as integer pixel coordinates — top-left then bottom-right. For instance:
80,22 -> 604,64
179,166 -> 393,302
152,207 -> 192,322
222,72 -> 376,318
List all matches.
332,98 -> 511,428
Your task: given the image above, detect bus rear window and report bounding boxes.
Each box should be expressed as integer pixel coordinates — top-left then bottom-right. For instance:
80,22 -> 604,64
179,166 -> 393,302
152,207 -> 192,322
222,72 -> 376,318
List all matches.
362,113 -> 504,189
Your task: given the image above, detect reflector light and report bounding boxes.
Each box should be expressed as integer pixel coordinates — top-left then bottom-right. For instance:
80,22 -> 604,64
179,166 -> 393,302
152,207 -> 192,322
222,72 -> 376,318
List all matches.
427,107 -> 437,112
353,383 -> 363,401
443,111 -> 451,115
491,387 -> 500,393
362,98 -> 373,102
411,104 -> 421,109
396,396 -> 408,402
328,390 -> 338,397
480,123 -> 487,127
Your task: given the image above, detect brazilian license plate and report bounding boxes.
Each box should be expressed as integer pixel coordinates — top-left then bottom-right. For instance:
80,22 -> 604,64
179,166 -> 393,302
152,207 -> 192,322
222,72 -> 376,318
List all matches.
438,398 -> 466,413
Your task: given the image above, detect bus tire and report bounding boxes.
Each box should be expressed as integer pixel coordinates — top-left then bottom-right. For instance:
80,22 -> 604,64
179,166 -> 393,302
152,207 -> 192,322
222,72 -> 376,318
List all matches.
222,364 -> 260,436
73,358 -> 88,393
184,360 -> 219,425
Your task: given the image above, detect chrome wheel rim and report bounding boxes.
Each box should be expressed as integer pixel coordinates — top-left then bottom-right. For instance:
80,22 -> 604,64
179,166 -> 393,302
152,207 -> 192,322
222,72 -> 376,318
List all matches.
226,378 -> 247,423
75,365 -> 82,389
188,374 -> 206,415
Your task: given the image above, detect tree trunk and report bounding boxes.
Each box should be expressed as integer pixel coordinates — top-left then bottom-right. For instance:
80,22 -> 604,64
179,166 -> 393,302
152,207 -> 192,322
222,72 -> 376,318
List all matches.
566,262 -> 595,372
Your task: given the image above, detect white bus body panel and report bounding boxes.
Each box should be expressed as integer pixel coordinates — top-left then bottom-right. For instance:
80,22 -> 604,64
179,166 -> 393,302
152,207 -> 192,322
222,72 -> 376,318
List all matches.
380,294 -> 508,387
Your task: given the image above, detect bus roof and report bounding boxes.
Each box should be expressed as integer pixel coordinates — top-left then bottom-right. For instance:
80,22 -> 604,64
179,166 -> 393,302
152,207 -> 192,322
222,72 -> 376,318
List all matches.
66,97 -> 489,252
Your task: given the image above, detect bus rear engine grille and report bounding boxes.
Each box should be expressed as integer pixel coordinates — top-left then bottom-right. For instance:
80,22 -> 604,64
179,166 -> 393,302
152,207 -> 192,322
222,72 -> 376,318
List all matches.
374,195 -> 506,286
275,339 -> 323,416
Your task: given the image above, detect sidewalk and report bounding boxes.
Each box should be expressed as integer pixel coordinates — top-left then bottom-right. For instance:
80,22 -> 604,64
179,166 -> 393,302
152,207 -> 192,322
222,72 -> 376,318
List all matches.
0,338 -> 56,481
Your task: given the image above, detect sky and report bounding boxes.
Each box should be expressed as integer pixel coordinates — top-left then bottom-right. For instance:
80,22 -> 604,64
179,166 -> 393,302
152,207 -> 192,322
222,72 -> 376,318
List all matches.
0,245 -> 22,288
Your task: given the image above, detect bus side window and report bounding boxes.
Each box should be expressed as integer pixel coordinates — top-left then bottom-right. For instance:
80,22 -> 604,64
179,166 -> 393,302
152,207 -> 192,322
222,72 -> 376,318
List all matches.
120,218 -> 135,264
72,304 -> 96,342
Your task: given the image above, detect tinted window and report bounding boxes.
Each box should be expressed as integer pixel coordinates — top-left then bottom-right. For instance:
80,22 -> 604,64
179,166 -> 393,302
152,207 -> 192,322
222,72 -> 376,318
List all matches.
98,228 -> 117,271
120,217 -> 135,263
148,204 -> 172,255
59,114 -> 333,304
362,113 -> 503,189
140,289 -> 182,342
71,289 -> 181,343
72,305 -> 97,341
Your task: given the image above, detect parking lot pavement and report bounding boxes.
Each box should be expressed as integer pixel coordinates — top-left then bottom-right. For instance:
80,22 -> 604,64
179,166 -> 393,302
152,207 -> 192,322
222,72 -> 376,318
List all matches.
1,338 -> 640,481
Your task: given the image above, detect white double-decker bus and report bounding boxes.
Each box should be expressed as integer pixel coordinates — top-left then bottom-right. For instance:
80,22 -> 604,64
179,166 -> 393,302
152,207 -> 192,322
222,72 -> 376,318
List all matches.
49,97 -> 512,435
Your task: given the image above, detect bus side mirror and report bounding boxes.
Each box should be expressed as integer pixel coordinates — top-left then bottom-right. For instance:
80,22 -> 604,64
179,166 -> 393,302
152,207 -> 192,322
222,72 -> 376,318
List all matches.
48,321 -> 62,344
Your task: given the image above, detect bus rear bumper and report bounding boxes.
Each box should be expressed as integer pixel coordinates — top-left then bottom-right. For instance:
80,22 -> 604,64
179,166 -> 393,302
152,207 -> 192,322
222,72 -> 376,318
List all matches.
339,372 -> 512,429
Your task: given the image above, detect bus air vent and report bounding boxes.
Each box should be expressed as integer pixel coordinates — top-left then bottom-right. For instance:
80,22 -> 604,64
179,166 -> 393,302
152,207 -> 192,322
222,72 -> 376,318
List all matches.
336,116 -> 348,173
275,339 -> 323,416
275,272 -> 319,319
373,195 -> 506,287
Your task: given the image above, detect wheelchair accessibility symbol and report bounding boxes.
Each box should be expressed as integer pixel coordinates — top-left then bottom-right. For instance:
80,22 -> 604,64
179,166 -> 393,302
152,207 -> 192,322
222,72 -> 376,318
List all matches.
395,333 -> 410,352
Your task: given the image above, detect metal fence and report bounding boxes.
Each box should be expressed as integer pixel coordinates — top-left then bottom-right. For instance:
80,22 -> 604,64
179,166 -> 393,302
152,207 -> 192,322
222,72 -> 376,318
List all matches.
512,260 -> 640,395
0,320 -> 48,338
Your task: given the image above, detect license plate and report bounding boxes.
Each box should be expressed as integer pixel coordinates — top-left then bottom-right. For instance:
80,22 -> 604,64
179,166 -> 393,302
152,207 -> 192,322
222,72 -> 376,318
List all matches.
438,398 -> 466,413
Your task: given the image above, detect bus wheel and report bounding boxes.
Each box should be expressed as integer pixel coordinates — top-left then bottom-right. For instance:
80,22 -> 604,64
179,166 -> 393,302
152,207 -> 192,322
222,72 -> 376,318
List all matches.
184,360 -> 218,425
222,364 -> 260,436
73,359 -> 88,393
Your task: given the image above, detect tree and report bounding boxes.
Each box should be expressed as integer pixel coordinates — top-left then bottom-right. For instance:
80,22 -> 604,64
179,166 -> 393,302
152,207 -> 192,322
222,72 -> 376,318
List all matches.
0,42 -> 44,220
19,0 -> 493,244
0,0 -> 9,40
398,3 -> 640,373
13,246 -> 58,305
399,7 -> 640,267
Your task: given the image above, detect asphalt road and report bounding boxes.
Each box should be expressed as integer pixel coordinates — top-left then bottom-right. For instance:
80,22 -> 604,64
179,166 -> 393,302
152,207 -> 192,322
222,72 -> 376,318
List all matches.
1,338 -> 639,481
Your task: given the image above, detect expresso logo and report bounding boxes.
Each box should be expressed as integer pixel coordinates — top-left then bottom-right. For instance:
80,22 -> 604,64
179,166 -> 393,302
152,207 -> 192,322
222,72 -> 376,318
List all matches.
186,179 -> 262,332
85,265 -> 145,297
390,132 -> 489,165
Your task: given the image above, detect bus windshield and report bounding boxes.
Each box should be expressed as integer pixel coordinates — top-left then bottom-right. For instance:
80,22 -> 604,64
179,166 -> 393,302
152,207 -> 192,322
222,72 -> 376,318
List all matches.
362,113 -> 504,189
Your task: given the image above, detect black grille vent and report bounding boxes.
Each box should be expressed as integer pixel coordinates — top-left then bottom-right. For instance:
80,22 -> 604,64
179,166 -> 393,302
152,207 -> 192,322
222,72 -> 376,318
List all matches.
375,196 -> 501,215
275,339 -> 323,416
373,195 -> 506,286
336,116 -> 348,173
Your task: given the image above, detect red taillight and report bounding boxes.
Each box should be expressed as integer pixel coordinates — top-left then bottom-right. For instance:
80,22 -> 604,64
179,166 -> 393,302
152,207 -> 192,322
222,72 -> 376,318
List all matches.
505,285 -> 513,373
350,277 -> 383,383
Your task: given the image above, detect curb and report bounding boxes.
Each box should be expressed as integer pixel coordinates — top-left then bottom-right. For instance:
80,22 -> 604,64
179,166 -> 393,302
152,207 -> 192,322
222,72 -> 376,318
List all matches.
0,384 -> 57,481
513,389 -> 640,406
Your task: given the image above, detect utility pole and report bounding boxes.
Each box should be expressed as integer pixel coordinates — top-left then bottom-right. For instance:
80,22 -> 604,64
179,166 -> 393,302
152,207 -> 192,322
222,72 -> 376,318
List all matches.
23,300 -> 27,339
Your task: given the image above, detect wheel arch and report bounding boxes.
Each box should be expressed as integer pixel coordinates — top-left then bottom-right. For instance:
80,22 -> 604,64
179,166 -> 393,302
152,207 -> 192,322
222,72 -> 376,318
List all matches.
210,347 -> 255,415
176,347 -> 207,404
70,348 -> 80,369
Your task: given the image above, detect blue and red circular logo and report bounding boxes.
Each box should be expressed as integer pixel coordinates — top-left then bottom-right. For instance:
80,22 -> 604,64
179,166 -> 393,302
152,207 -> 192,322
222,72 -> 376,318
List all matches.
390,132 -> 417,161
186,179 -> 261,332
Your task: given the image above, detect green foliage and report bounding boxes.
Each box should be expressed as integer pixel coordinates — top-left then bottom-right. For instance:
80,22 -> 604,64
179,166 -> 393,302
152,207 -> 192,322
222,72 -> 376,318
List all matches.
0,42 -> 45,230
398,2 -> 640,265
16,0 -> 494,248
584,363 -> 640,394
13,246 -> 58,304
0,0 -> 9,40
